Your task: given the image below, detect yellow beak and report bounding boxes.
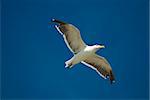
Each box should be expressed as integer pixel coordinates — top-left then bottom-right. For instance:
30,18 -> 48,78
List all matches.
98,45 -> 105,48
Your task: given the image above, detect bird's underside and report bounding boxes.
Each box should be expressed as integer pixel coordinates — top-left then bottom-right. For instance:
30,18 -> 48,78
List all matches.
52,19 -> 115,84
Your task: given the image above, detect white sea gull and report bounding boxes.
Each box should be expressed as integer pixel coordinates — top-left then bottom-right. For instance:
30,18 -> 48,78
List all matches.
52,19 -> 115,84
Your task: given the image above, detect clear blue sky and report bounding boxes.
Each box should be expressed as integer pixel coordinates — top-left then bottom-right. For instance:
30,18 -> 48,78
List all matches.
2,0 -> 149,99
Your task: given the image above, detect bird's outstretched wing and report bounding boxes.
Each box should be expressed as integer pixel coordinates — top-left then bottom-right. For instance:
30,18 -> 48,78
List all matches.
53,19 -> 86,54
81,54 -> 115,84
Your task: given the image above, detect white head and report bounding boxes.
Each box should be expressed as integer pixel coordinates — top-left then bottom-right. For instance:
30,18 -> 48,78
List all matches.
92,44 -> 105,52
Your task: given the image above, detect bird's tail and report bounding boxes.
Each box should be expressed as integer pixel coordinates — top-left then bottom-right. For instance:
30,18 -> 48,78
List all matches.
109,70 -> 115,84
51,19 -> 67,25
65,59 -> 73,68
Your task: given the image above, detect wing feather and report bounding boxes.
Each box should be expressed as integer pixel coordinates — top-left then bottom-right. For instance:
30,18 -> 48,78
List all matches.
55,24 -> 86,54
81,54 -> 115,83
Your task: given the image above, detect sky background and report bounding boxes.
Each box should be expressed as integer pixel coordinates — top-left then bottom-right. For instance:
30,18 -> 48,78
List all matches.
1,0 -> 149,99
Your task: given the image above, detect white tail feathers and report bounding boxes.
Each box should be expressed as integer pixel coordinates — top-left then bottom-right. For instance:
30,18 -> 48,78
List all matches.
65,59 -> 73,68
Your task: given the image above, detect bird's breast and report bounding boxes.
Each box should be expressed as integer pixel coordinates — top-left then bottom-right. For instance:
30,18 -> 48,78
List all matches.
72,48 -> 94,65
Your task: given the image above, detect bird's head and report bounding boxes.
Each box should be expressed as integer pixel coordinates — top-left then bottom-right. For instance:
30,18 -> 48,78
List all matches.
93,44 -> 105,52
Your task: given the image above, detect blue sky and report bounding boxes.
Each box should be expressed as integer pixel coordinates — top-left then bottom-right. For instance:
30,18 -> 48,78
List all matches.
1,0 -> 149,99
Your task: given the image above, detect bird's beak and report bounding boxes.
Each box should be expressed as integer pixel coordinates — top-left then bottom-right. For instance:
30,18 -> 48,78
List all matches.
98,45 -> 105,48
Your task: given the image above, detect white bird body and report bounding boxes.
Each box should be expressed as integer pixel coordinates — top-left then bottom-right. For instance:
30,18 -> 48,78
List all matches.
52,19 -> 115,84
65,46 -> 96,67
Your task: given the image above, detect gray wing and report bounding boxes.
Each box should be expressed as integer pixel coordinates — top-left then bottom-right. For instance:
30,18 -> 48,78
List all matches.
81,54 -> 115,84
55,24 -> 86,54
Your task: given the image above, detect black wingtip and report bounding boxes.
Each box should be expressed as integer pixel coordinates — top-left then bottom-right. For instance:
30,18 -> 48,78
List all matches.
51,19 -> 67,24
109,70 -> 115,84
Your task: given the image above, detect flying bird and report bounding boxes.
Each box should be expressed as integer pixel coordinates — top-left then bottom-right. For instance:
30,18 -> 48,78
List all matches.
52,19 -> 115,84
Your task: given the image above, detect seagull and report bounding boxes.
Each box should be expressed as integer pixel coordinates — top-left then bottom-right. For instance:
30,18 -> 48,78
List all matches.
52,19 -> 115,84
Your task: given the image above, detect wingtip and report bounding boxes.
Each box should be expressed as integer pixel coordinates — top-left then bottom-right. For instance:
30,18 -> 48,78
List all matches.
51,19 -> 67,24
110,79 -> 115,84
51,18 -> 56,22
109,70 -> 115,84
48,19 -> 56,24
